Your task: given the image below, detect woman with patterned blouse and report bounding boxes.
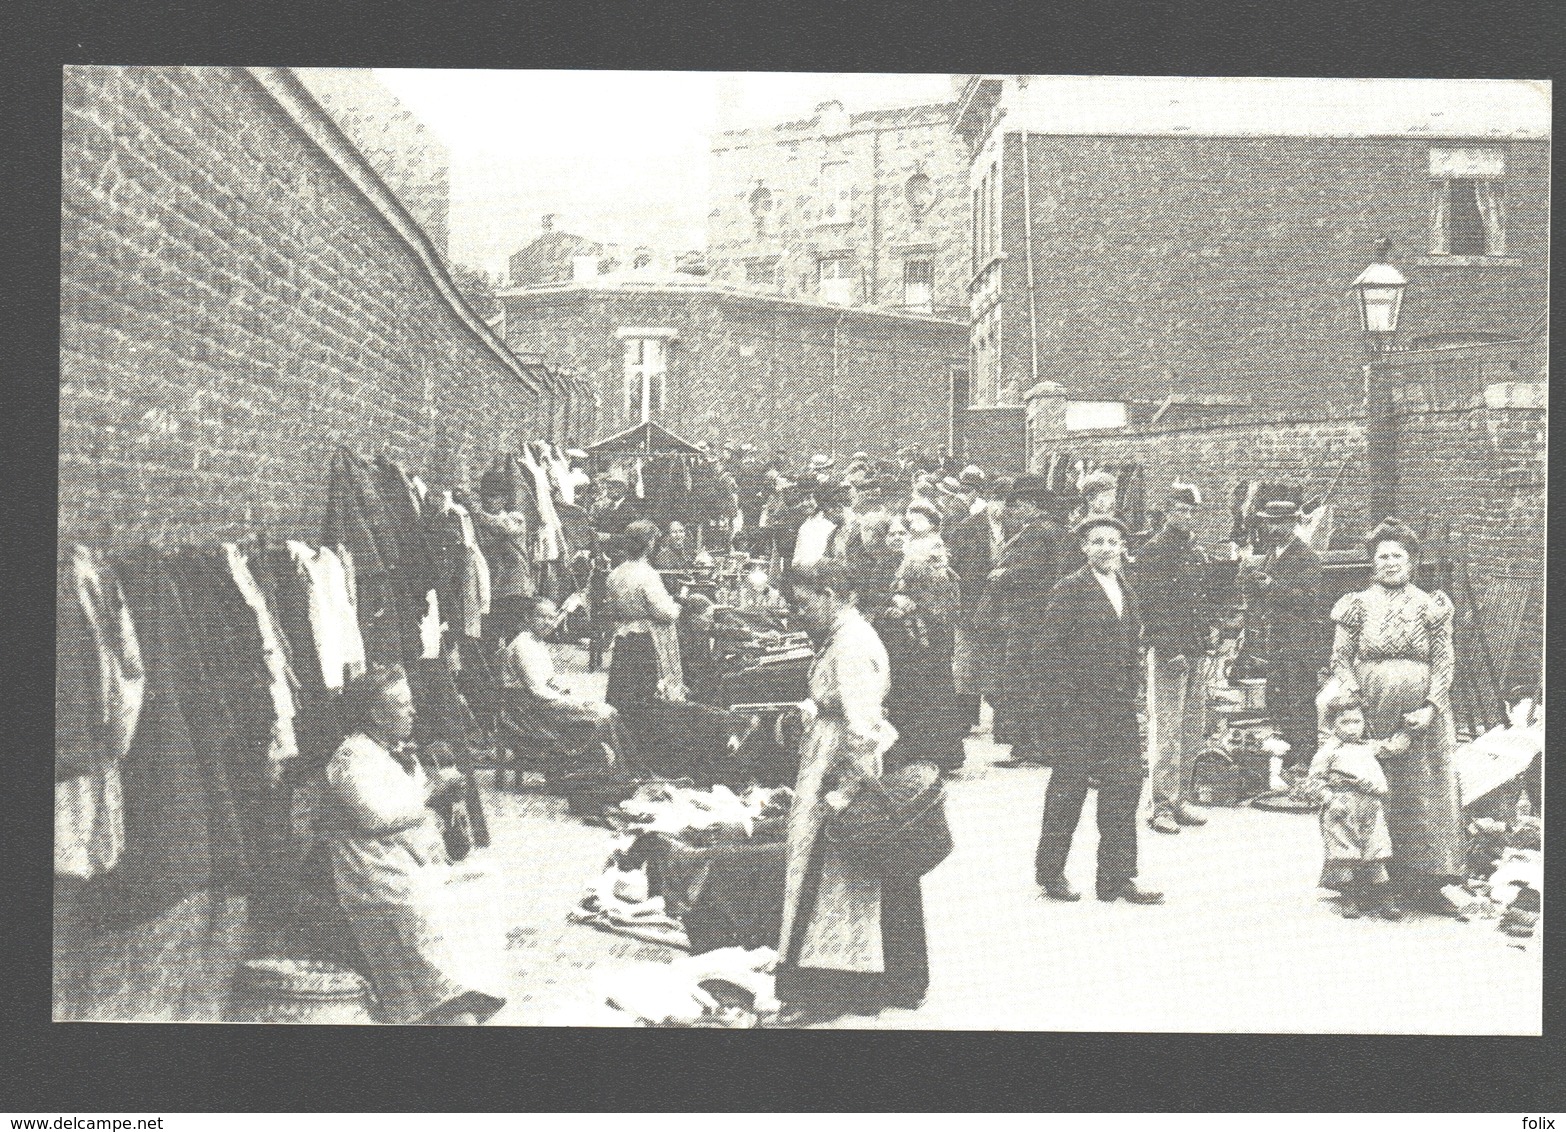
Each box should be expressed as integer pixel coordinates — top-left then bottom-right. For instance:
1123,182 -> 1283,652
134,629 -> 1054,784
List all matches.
1328,520 -> 1464,916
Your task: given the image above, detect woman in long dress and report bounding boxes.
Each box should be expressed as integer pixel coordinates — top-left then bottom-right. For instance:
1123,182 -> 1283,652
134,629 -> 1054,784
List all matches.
775,559 -> 929,1023
323,665 -> 507,1024
604,520 -> 684,712
1328,520 -> 1464,916
884,500 -> 967,773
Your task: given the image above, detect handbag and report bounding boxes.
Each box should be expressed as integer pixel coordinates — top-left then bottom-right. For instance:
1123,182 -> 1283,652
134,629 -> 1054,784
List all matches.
823,760 -> 953,880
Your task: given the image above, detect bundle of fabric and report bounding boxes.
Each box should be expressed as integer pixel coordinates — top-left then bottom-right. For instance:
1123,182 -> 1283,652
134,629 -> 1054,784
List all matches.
569,860 -> 690,950
600,946 -> 780,1027
613,782 -> 791,844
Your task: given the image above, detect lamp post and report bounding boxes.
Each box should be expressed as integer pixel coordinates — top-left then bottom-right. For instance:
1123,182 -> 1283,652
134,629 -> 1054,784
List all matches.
1348,237 -> 1408,356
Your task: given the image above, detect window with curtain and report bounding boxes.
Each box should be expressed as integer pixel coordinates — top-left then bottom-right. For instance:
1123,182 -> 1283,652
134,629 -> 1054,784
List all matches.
1429,147 -> 1507,257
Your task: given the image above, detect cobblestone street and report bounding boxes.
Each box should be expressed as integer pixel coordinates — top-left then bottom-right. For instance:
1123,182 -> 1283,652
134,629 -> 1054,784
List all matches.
478,659 -> 1541,1033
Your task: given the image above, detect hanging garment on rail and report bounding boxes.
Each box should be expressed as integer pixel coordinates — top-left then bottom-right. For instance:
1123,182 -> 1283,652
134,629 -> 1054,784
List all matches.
323,446 -> 402,579
165,547 -> 277,894
287,541 -> 366,692
224,543 -> 300,767
55,546 -> 143,880
92,551 -> 214,927
522,444 -> 565,565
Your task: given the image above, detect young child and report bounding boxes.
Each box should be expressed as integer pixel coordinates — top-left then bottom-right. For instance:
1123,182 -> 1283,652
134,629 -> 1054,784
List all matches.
1304,693 -> 1409,919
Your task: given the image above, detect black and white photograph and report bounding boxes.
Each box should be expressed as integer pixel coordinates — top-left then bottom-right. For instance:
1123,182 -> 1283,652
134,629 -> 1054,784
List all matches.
53,66 -> 1547,1035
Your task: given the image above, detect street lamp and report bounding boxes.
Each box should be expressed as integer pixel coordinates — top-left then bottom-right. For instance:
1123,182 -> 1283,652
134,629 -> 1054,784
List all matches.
1348,237 -> 1408,355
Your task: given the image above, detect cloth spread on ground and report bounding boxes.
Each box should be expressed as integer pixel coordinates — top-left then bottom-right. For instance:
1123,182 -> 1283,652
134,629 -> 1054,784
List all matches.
600,946 -> 780,1027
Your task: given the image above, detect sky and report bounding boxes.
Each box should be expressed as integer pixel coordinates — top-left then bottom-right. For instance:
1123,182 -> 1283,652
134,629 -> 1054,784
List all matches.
373,70 -> 958,278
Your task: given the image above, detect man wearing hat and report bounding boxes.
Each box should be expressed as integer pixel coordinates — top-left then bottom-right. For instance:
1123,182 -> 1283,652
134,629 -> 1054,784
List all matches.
731,445 -> 770,539
590,472 -> 642,538
980,473 -> 1069,766
1034,513 -> 1164,904
1131,483 -> 1215,835
1241,494 -> 1328,774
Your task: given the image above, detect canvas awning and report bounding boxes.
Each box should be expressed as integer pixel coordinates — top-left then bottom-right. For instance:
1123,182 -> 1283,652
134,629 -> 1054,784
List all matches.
585,420 -> 704,456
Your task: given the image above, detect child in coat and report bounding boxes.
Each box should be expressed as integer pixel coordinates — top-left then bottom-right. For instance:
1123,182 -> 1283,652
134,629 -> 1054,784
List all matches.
1304,693 -> 1409,919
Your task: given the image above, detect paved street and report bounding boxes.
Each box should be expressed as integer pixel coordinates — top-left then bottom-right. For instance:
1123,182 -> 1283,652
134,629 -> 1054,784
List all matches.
478,660 -> 1540,1033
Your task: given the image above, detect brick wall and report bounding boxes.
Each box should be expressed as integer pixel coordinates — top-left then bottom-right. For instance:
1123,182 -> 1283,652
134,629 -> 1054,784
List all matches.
991,132 -> 1549,413
60,66 -> 543,547
708,104 -> 969,314
294,68 -> 451,262
1032,412 -> 1373,546
499,285 -> 967,458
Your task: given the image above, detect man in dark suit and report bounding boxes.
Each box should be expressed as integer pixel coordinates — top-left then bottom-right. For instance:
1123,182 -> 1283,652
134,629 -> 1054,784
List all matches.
1035,514 -> 1164,904
1240,498 -> 1327,772
983,475 -> 1069,766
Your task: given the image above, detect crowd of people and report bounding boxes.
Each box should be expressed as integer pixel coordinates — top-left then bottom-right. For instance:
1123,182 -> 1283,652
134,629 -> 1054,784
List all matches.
320,438 -> 1474,1026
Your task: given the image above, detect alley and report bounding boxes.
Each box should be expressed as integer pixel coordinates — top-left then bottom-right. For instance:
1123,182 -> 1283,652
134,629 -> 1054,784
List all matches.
479,665 -> 1541,1033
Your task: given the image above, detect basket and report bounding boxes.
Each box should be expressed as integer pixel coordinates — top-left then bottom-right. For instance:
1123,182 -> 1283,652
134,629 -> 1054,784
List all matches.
229,958 -> 377,1025
824,761 -> 953,879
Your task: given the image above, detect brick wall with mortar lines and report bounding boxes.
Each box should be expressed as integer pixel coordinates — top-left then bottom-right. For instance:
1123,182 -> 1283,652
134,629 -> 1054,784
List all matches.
992,133 -> 1549,413
1034,414 -> 1373,547
500,288 -> 966,458
708,105 -> 969,313
60,66 -> 542,545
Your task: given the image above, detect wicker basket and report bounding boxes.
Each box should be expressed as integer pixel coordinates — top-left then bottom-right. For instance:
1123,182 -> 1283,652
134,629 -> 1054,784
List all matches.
228,958 -> 378,1025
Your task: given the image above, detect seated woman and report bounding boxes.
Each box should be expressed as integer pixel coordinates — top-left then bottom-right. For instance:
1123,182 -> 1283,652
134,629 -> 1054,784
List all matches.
322,665 -> 507,1025
497,594 -> 631,780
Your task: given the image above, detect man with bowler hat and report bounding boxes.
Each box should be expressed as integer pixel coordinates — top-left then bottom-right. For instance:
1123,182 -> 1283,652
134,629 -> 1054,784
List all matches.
1034,513 -> 1164,904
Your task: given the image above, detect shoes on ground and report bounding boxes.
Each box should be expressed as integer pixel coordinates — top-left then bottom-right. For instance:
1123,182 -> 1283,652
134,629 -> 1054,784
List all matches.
1339,898 -> 1363,919
1098,881 -> 1165,905
1038,875 -> 1082,902
1173,804 -> 1207,826
1149,813 -> 1181,835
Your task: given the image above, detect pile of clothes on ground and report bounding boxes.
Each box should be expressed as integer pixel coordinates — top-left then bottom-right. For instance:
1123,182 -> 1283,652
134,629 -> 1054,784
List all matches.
599,946 -> 781,1028
1457,814 -> 1541,944
569,783 -> 791,958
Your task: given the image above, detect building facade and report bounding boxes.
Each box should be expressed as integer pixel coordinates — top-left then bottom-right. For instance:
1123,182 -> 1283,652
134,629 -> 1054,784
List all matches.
707,100 -> 970,318
952,76 -> 1550,419
497,272 -> 968,457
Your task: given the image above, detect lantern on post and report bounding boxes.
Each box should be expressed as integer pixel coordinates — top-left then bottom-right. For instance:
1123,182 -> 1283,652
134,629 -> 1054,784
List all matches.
1348,237 -> 1408,355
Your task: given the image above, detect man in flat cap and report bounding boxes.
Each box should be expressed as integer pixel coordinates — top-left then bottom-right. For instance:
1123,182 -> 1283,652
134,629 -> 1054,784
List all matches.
1034,513 -> 1164,904
981,474 -> 1070,767
1131,483 -> 1215,835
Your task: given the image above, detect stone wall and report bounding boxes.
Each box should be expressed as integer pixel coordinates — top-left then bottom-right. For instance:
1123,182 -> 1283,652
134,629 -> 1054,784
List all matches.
708,103 -> 969,314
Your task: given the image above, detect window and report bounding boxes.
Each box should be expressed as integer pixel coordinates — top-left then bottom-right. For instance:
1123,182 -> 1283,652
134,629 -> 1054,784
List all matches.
621,336 -> 667,423
971,160 -> 1000,274
905,172 -> 933,220
745,258 -> 779,288
903,258 -> 933,311
819,161 -> 851,225
971,305 -> 1001,404
1429,147 -> 1507,257
818,256 -> 858,305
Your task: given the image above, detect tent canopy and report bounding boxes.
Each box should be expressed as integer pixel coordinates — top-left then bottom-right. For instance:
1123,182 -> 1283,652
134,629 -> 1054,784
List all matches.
585,420 -> 704,457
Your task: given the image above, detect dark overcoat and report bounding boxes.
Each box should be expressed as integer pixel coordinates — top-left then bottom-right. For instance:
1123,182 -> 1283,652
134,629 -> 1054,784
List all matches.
1035,566 -> 1144,759
974,519 -> 1067,704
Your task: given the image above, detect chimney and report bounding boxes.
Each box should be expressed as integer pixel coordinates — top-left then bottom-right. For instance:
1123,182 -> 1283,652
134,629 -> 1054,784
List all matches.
541,213 -> 555,233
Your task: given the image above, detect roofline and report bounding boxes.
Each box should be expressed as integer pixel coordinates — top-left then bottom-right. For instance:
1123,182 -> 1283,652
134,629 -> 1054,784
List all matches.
496,279 -> 967,328
712,100 -> 959,146
245,67 -> 541,393
994,127 -> 1549,142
